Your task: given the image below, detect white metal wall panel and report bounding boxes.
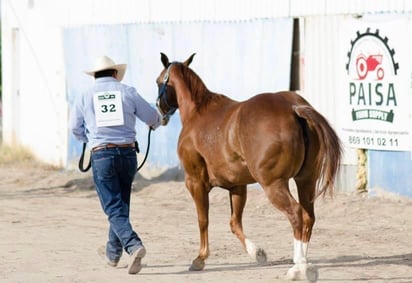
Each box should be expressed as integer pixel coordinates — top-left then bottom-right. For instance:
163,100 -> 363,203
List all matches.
3,0 -> 412,167
291,0 -> 412,16
302,16 -> 341,126
5,0 -> 412,30
2,0 -> 69,165
62,19 -> 293,170
291,0 -> 326,16
6,0 -> 412,29
341,0 -> 412,15
302,15 -> 358,165
58,0 -> 292,26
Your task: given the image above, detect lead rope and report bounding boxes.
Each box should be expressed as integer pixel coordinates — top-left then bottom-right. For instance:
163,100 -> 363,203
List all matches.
78,143 -> 91,172
78,127 -> 153,173
136,128 -> 152,172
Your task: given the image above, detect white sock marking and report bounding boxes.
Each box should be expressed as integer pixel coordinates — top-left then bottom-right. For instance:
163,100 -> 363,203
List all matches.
245,238 -> 257,258
293,239 -> 307,264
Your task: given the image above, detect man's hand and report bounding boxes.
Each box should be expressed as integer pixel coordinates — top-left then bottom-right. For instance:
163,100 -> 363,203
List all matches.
160,115 -> 169,126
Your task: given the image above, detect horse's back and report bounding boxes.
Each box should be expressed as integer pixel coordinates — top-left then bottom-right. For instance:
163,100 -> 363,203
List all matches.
245,91 -> 311,109
238,91 -> 310,134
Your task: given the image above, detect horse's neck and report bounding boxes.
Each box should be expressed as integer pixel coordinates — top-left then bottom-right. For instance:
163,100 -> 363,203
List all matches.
175,81 -> 197,123
175,72 -> 234,123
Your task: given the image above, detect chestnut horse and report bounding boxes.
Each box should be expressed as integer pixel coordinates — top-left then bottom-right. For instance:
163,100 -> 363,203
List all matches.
156,53 -> 342,280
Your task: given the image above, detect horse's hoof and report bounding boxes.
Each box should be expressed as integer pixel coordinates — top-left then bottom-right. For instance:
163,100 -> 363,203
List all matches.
286,263 -> 318,281
189,258 -> 205,271
286,265 -> 300,280
256,248 -> 267,264
286,263 -> 306,281
306,264 -> 319,283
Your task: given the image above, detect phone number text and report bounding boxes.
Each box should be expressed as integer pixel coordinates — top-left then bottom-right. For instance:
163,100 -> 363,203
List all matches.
348,136 -> 399,147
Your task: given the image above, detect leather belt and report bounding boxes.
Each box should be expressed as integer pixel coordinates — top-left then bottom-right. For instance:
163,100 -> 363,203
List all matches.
92,142 -> 135,152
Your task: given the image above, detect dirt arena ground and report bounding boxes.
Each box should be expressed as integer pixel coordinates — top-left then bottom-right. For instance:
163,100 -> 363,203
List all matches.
1,161 -> 411,282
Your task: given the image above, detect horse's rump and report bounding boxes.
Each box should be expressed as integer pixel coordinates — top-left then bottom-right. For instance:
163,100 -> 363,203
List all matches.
239,91 -> 342,198
227,92 -> 307,185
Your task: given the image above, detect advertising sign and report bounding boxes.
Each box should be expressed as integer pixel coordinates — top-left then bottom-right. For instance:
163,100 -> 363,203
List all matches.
339,17 -> 412,151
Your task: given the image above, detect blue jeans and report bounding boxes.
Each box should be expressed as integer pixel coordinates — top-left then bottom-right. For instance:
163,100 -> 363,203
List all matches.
91,147 -> 143,262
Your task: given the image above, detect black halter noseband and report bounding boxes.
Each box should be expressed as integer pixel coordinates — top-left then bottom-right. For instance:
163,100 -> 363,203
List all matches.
156,62 -> 178,119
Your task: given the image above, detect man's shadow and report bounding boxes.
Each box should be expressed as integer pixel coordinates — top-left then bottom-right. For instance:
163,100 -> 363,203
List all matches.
61,165 -> 185,193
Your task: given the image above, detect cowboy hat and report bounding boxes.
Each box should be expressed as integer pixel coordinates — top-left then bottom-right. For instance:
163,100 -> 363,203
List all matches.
85,56 -> 127,81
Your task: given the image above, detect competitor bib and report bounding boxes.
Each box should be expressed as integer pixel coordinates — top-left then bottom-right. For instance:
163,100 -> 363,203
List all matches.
93,91 -> 124,127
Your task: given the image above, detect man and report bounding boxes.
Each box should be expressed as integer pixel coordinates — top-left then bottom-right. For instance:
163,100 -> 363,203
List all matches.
70,55 -> 166,274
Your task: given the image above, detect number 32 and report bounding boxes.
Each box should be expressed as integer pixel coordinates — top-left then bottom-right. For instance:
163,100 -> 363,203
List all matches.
101,104 -> 116,113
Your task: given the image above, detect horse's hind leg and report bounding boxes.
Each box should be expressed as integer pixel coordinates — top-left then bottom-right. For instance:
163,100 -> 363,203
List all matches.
229,186 -> 267,264
294,176 -> 317,248
262,178 -> 315,281
289,177 -> 319,281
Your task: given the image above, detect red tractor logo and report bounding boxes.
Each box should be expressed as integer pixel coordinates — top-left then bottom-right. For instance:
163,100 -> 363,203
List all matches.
356,54 -> 384,80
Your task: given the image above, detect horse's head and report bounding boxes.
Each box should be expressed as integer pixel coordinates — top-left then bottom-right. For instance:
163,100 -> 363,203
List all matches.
156,53 -> 196,124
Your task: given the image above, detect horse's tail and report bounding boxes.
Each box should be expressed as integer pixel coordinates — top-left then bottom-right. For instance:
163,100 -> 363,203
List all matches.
293,105 -> 343,199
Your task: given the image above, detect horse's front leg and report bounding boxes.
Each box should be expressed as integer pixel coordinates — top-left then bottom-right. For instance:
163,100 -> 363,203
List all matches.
186,178 -> 211,271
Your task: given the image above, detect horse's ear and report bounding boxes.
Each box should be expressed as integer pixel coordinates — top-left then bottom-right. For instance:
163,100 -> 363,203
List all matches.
183,53 -> 196,67
160,52 -> 169,68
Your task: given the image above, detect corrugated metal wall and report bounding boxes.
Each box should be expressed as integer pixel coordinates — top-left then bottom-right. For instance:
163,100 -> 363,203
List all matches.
301,15 -> 360,191
62,19 -> 293,171
301,16 -> 341,126
3,0 -> 412,194
28,0 -> 412,27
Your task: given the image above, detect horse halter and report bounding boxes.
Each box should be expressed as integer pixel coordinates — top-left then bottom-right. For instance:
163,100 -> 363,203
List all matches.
157,62 -> 178,119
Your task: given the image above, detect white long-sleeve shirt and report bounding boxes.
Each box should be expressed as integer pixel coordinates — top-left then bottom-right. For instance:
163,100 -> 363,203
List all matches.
70,77 -> 161,149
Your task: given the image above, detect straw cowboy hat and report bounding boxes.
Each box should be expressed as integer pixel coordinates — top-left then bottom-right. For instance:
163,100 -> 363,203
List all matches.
85,56 -> 127,81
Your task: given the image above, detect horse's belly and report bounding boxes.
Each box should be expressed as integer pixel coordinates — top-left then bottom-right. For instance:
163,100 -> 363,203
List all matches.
208,164 -> 255,187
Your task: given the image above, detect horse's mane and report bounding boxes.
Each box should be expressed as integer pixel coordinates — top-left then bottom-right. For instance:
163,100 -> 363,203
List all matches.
180,64 -> 219,113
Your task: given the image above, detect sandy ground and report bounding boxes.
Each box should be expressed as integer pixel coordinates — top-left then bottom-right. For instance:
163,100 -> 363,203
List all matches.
1,161 -> 411,283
